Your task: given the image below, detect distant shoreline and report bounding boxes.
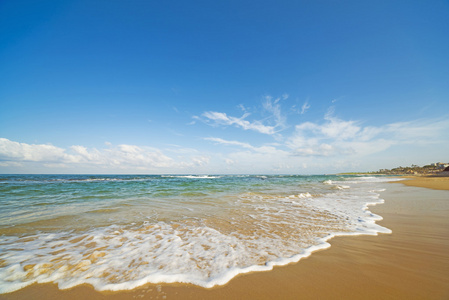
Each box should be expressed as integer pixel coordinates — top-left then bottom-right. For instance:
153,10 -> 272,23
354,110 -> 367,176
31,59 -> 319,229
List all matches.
398,175 -> 449,191
338,172 -> 449,177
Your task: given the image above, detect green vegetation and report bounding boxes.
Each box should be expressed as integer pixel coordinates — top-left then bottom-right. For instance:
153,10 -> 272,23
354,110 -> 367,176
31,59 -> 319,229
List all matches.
373,163 -> 448,175
339,162 -> 449,175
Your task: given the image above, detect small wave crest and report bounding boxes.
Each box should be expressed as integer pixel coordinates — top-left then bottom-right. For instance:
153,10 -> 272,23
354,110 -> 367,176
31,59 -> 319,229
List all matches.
161,175 -> 221,179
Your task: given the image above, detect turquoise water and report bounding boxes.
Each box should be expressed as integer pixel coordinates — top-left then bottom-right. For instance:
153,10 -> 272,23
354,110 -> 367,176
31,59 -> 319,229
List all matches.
0,175 -> 337,230
0,174 -> 395,293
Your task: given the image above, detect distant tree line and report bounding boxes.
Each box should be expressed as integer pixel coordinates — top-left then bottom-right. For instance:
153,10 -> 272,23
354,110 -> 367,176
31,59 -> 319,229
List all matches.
373,163 -> 446,175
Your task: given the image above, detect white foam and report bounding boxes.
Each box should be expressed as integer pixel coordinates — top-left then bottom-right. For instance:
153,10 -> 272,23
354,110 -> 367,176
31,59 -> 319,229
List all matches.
335,185 -> 350,190
161,175 -> 221,179
0,176 -> 393,294
343,176 -> 403,184
287,192 -> 311,199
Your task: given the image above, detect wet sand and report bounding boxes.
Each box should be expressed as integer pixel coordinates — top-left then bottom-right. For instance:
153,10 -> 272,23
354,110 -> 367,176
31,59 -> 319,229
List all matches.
2,179 -> 449,300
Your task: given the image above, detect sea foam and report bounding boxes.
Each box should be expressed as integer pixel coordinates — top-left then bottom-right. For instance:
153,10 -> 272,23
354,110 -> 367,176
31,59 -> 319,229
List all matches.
0,175 -> 395,294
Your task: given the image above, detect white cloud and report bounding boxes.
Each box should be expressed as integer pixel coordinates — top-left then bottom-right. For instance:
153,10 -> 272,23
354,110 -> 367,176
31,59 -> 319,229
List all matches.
291,143 -> 336,157
0,138 -> 79,163
105,144 -> 174,168
199,104 -> 449,172
382,119 -> 449,141
225,158 -> 235,165
202,111 -> 276,135
0,138 -> 204,172
199,95 -> 290,135
320,117 -> 360,140
205,137 -> 254,150
205,137 -> 287,155
300,101 -> 310,114
191,156 -> 210,167
262,96 -> 286,129
0,161 -> 23,167
2,107 -> 449,174
70,145 -> 102,162
237,104 -> 248,112
288,116 -> 449,158
43,163 -> 69,169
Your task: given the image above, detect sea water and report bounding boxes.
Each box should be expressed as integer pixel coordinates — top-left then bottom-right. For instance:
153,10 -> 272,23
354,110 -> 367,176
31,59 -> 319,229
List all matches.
0,174 -> 399,293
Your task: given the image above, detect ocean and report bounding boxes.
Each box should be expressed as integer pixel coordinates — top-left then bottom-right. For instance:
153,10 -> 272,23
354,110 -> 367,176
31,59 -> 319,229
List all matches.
0,174 -> 397,293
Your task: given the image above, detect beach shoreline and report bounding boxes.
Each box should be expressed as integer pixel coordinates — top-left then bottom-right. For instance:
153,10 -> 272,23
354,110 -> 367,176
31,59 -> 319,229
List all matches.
2,177 -> 449,300
399,174 -> 449,190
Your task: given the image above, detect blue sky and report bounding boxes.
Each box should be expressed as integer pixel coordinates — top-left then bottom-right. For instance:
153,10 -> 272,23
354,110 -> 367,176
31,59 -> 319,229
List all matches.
1,0 -> 448,174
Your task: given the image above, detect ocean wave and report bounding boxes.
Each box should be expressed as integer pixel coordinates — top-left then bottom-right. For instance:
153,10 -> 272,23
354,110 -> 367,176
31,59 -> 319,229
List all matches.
0,175 -> 392,294
161,175 -> 221,179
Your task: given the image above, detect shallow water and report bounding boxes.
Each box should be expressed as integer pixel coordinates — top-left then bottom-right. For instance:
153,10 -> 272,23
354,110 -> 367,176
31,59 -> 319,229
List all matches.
0,174 -> 398,293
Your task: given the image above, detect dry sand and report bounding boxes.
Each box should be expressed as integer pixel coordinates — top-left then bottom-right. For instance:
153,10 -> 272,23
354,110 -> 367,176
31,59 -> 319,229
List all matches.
2,177 -> 449,300
400,175 -> 449,191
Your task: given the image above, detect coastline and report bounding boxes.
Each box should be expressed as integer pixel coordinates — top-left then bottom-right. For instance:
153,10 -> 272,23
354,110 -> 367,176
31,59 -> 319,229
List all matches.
399,175 -> 449,190
2,178 -> 449,299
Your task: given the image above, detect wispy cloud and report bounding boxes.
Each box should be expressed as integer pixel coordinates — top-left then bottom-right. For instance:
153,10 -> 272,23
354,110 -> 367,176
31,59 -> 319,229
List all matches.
199,95 -> 290,135
199,97 -> 449,167
287,116 -> 449,157
204,137 -> 287,156
237,104 -> 248,113
202,111 -> 277,135
204,137 -> 254,149
300,101 -> 310,114
262,95 -> 286,129
202,114 -> 449,173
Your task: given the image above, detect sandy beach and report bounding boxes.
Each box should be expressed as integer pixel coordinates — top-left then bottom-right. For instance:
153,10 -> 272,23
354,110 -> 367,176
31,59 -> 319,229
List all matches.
2,176 -> 449,300
400,175 -> 449,191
